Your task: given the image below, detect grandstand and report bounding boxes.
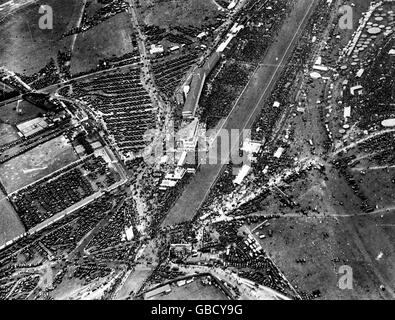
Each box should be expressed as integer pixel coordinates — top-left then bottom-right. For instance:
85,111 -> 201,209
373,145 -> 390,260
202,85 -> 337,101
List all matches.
182,69 -> 206,119
182,53 -> 222,119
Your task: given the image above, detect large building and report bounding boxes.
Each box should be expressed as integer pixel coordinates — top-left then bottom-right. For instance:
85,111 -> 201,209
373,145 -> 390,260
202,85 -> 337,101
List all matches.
182,52 -> 221,119
16,117 -> 49,137
182,69 -> 206,119
144,284 -> 172,300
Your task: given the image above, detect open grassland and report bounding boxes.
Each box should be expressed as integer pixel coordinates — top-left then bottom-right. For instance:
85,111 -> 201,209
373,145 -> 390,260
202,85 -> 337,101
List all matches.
141,0 -> 220,27
0,197 -> 25,246
353,168 -> 395,209
0,123 -> 20,146
0,135 -> 78,194
254,212 -> 395,300
0,100 -> 44,125
70,12 -> 133,75
0,0 -> 83,75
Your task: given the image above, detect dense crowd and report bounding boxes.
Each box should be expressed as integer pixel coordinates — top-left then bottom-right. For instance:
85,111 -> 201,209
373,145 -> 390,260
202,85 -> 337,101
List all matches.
72,67 -> 155,157
200,62 -> 250,128
347,37 -> 395,130
151,53 -> 199,99
252,0 -> 333,141
0,188 -> 134,298
11,156 -> 117,229
199,220 -> 298,298
198,0 -> 293,130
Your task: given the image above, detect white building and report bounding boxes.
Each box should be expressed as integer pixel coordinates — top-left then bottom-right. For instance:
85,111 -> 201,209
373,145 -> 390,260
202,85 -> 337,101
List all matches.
150,44 -> 164,55
233,164 -> 251,185
273,147 -> 285,159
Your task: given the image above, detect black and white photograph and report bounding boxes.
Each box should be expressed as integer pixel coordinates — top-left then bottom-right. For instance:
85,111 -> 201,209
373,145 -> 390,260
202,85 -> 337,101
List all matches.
0,0 -> 394,307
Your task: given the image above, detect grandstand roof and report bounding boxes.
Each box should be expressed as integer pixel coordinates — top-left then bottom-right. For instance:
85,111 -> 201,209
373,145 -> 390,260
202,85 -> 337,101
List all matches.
144,284 -> 172,300
182,69 -> 206,118
203,52 -> 221,74
182,53 -> 221,119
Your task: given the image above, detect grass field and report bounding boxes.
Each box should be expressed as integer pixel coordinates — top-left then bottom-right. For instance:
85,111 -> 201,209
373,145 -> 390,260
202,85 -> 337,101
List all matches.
141,0 -> 220,27
0,197 -> 26,246
0,100 -> 44,125
70,12 -> 133,75
0,135 -> 78,194
0,123 -> 20,146
0,0 -> 83,75
154,279 -> 228,300
0,81 -> 14,92
354,168 -> 395,209
253,211 -> 395,300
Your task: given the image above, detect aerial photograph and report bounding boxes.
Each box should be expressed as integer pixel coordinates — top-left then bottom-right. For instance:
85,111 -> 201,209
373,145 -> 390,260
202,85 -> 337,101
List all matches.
0,0 -> 394,305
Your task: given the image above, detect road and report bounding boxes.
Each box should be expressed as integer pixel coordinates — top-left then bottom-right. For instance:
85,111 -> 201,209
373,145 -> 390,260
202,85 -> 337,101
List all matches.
0,0 -> 37,22
162,0 -> 318,227
70,0 -> 88,54
174,263 -> 290,300
332,128 -> 395,156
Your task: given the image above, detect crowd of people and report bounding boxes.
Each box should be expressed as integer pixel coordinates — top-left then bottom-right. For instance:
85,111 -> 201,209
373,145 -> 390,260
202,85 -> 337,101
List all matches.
200,62 -> 250,129
57,50 -> 72,81
0,190 -> 129,297
198,0 -> 294,130
332,156 -> 375,213
347,37 -> 395,130
11,155 -> 117,229
87,201 -> 137,254
152,52 -> 199,99
3,275 -> 40,300
252,0 -> 333,142
13,168 -> 94,229
72,262 -> 113,284
27,59 -> 60,90
39,194 -> 120,256
189,219 -> 298,299
232,0 -> 292,63
72,68 -> 155,157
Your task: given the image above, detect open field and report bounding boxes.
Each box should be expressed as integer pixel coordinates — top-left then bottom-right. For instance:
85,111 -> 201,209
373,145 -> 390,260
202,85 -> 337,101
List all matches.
0,123 -> 20,146
70,12 -> 134,75
0,0 -> 83,75
0,135 -> 78,194
0,198 -> 25,246
353,168 -> 395,210
153,279 -> 228,300
141,0 -> 220,27
0,100 -> 44,125
253,211 -> 395,300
